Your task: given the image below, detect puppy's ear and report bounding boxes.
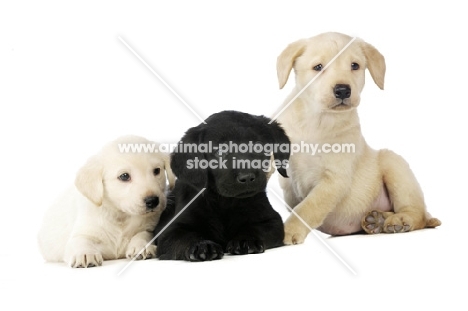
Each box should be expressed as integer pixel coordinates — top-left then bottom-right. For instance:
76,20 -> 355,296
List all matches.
75,155 -> 103,206
171,126 -> 207,189
162,152 -> 176,190
277,39 -> 307,89
361,42 -> 386,90
265,119 -> 291,178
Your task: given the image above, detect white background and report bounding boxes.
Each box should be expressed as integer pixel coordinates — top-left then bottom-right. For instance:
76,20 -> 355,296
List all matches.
1,1 -> 466,309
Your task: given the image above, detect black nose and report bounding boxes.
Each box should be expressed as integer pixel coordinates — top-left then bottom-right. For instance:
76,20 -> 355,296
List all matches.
334,84 -> 351,99
236,172 -> 256,184
144,196 -> 159,211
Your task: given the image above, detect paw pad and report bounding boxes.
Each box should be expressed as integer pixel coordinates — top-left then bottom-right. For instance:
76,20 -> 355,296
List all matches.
385,223 -> 410,233
362,211 -> 385,234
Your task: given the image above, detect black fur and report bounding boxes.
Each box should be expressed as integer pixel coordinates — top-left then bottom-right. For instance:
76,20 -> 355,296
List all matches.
155,110 -> 290,261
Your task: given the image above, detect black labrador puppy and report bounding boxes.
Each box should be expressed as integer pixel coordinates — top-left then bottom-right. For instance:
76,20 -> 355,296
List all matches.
155,110 -> 290,261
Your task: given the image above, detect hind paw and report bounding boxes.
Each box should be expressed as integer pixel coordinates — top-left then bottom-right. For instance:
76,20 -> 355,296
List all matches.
382,214 -> 412,233
362,210 -> 387,234
362,210 -> 414,234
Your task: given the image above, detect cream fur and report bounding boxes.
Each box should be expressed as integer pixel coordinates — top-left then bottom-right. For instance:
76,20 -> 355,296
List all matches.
37,135 -> 175,267
274,32 -> 441,244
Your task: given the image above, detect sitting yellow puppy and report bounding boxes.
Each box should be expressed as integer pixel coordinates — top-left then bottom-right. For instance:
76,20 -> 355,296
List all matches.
273,32 -> 441,244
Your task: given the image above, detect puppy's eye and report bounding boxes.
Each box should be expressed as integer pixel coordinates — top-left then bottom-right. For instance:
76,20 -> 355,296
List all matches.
313,64 -> 323,71
153,168 -> 160,176
118,173 -> 131,182
351,63 -> 360,70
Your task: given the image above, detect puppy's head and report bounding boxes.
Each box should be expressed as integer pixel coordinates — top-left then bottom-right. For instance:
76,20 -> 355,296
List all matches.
75,135 -> 175,215
171,111 -> 290,198
277,32 -> 385,112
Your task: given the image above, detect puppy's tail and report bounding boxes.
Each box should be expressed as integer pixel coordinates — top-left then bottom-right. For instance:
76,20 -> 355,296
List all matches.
425,212 -> 442,228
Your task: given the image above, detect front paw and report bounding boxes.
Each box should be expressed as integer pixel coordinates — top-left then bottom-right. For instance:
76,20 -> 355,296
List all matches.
185,240 -> 224,262
284,220 -> 309,245
68,253 -> 103,268
126,243 -> 156,260
226,239 -> 264,255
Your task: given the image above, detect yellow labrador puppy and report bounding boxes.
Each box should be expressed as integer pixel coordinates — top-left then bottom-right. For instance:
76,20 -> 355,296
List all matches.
274,32 -> 441,244
38,135 -> 175,267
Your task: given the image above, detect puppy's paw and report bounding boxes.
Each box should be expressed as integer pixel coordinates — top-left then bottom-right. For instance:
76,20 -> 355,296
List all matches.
283,231 -> 307,245
362,210 -> 387,234
68,253 -> 103,268
226,239 -> 264,255
283,221 -> 308,245
383,214 -> 413,233
126,243 -> 156,260
185,240 -> 224,262
362,210 -> 412,234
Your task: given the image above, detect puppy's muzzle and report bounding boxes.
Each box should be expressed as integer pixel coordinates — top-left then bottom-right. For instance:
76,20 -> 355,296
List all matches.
334,84 -> 351,99
144,196 -> 159,212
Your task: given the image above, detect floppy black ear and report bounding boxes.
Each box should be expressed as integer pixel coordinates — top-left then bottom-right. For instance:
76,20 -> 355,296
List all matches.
266,119 -> 291,177
170,125 -> 207,189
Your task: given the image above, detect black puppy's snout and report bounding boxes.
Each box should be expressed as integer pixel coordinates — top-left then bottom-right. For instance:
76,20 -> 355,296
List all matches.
334,84 -> 351,99
144,196 -> 159,211
236,172 -> 256,184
